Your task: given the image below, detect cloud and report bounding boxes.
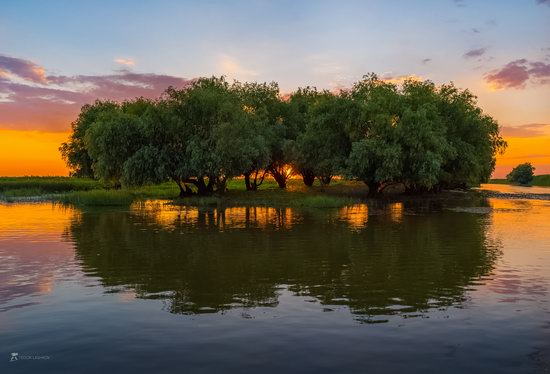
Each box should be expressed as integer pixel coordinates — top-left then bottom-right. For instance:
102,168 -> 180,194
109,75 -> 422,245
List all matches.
537,0 -> 550,6
452,0 -> 467,7
500,123 -> 550,138
218,55 -> 259,79
381,74 -> 424,85
0,54 -> 193,131
0,54 -> 48,83
421,58 -> 432,65
463,47 -> 487,59
485,59 -> 550,89
115,58 -> 135,66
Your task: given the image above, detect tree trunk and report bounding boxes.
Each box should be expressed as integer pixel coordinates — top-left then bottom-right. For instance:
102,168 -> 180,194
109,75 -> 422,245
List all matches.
319,175 -> 332,186
301,169 -> 315,187
245,169 -> 268,191
244,172 -> 253,191
177,182 -> 186,198
173,177 -> 192,198
367,181 -> 381,198
272,171 -> 287,188
216,176 -> 227,194
206,176 -> 216,193
269,163 -> 291,189
195,177 -> 209,195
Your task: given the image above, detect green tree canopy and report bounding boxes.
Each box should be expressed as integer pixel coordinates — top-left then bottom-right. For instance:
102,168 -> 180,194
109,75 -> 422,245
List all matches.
60,74 -> 507,197
506,163 -> 535,185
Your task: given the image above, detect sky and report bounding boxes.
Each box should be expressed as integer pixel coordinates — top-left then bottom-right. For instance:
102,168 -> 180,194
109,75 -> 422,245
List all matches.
0,0 -> 549,177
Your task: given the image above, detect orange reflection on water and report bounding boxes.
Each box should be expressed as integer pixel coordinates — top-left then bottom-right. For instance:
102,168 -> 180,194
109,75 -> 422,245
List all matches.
481,197 -> 550,301
338,204 -> 369,231
388,202 -> 404,223
131,201 -> 296,230
0,202 -> 80,242
220,206 -> 295,230
0,203 -> 79,308
131,200 -> 199,229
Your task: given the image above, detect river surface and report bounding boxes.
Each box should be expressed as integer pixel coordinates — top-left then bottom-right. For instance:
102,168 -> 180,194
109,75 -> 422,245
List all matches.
1,185 -> 549,373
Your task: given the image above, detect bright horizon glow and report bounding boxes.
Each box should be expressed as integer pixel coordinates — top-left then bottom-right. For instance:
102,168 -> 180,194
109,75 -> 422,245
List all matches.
1,0 -> 549,178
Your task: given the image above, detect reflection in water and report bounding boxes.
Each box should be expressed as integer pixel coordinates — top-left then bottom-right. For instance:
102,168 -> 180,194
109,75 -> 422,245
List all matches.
132,201 -> 297,231
338,204 -> 369,231
484,198 -> 550,302
2,193 -> 550,373
0,203 -> 79,311
68,201 -> 500,322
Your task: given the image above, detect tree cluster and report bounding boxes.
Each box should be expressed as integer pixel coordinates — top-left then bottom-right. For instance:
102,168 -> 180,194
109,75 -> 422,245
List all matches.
506,163 -> 535,185
60,74 -> 506,196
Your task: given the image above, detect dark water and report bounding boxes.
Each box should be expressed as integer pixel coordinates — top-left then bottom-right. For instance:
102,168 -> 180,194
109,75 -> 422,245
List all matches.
1,190 -> 549,373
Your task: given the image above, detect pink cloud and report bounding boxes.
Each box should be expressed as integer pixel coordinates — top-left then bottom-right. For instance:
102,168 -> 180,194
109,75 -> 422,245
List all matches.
0,54 -> 48,83
485,59 -> 550,89
0,55 -> 193,131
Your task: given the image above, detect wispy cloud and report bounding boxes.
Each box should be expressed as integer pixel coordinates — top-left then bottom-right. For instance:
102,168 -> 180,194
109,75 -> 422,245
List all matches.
537,0 -> 550,7
0,54 -> 48,83
421,58 -> 432,65
500,123 -> 550,137
485,59 -> 550,89
463,47 -> 487,59
0,54 -> 192,131
218,55 -> 259,80
115,58 -> 135,66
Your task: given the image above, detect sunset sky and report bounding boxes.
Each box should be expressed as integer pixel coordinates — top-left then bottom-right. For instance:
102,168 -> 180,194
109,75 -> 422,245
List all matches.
1,0 -> 549,177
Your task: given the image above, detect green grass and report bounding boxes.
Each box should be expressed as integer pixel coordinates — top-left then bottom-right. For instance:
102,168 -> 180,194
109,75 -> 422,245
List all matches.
0,188 -> 44,197
0,177 -> 100,193
489,174 -> 550,187
0,176 -> 367,208
56,190 -> 135,206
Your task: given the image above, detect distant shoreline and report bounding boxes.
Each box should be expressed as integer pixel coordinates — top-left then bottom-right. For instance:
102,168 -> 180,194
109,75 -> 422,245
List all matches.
2,177 -> 550,206
489,174 -> 550,187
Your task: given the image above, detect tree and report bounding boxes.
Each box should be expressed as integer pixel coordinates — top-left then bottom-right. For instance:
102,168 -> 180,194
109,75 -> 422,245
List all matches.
397,80 -> 452,193
435,83 -> 506,188
84,103 -> 147,187
59,100 -> 118,177
346,74 -> 403,196
507,163 -> 535,185
232,81 -> 282,190
291,90 -> 353,186
61,73 -> 507,198
161,77 -> 243,194
285,87 -> 323,186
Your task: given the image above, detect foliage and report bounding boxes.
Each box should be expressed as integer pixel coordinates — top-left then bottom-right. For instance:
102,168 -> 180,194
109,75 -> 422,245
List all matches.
287,89 -> 354,186
59,74 -> 506,197
59,101 -> 118,177
506,163 -> 535,185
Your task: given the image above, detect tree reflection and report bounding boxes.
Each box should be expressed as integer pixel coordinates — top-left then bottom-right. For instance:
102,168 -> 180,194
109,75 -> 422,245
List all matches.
70,201 -> 500,321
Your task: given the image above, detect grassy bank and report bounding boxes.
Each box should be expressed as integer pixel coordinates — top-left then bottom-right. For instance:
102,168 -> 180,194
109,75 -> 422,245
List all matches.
0,177 -> 101,193
0,177 -> 366,207
489,174 -> 550,187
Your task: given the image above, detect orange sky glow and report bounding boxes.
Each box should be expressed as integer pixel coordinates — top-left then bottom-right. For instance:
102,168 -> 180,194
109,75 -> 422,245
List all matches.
0,129 -> 548,178
1,0 -> 549,179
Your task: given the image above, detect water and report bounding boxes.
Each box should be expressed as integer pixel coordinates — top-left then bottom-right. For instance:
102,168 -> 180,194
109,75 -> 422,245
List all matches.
1,187 -> 549,373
